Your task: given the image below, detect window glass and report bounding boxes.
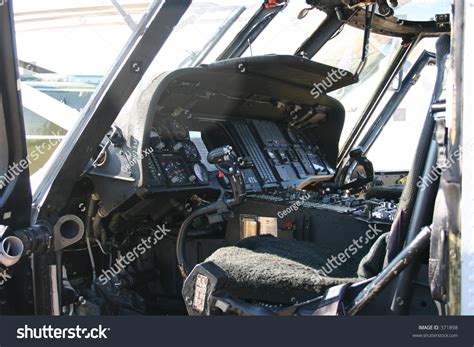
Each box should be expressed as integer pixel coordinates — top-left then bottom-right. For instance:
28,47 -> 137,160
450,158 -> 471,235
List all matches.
145,1 -> 258,73
315,25 -> 402,148
240,2 -> 326,56
359,37 -> 438,171
366,63 -> 437,171
14,0 -> 154,175
14,0 -> 253,177
393,0 -> 451,21
201,2 -> 261,64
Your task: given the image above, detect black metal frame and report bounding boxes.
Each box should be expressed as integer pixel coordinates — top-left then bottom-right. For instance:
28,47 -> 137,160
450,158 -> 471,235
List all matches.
34,0 -> 192,219
346,226 -> 432,315
294,11 -> 343,58
25,0 -> 192,315
305,0 -> 449,35
0,0 -> 32,228
353,5 -> 376,79
391,132 -> 439,314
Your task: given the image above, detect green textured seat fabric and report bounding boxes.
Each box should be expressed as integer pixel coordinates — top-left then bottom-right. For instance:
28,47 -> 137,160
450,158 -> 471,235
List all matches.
205,236 -> 364,303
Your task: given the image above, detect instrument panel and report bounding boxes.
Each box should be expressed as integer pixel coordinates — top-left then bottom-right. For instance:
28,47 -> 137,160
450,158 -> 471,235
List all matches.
146,120 -> 210,189
145,117 -> 332,193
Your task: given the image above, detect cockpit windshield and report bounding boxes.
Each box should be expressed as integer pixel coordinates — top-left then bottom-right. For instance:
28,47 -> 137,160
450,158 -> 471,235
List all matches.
15,0 -> 447,178
393,0 -> 451,21
315,25 -> 402,146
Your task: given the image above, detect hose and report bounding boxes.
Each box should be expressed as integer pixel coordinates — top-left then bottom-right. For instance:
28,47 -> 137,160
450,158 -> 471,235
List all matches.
85,193 -> 100,282
86,237 -> 97,282
176,203 -> 221,278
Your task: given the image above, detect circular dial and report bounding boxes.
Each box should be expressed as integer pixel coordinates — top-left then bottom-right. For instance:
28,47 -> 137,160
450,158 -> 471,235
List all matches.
193,163 -> 209,184
182,141 -> 200,160
169,120 -> 188,139
160,159 -> 188,184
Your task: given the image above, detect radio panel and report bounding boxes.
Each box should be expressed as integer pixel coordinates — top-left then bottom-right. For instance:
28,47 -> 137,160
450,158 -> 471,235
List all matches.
226,120 -> 330,190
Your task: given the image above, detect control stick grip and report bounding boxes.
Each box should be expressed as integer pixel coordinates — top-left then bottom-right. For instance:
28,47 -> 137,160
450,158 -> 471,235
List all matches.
207,145 -> 235,165
207,145 -> 246,207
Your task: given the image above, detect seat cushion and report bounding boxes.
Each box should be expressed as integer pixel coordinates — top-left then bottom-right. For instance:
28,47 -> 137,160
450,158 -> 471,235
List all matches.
205,236 -> 362,303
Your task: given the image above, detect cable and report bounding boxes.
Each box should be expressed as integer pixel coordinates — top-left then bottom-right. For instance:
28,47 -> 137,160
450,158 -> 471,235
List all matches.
86,237 -> 97,282
94,239 -> 109,255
